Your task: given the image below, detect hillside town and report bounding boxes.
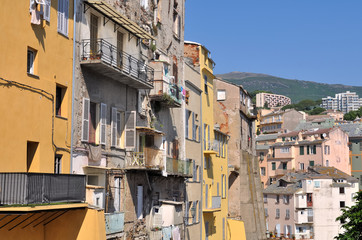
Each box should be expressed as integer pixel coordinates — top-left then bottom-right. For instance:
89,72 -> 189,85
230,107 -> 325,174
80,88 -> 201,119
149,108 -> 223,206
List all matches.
0,1 -> 361,240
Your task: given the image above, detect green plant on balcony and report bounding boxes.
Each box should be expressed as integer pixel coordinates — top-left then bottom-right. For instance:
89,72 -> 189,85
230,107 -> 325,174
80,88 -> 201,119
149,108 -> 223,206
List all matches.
162,93 -> 175,106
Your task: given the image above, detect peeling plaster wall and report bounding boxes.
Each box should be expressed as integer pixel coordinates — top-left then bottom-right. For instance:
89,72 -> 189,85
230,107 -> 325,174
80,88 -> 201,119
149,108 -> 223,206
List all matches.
214,79 -> 267,240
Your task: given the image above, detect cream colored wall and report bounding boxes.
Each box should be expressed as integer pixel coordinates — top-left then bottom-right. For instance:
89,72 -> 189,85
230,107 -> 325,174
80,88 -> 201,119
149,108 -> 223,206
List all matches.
0,0 -> 74,173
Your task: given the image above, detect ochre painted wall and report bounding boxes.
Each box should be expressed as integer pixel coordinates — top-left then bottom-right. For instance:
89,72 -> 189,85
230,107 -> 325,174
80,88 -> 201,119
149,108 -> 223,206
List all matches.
0,208 -> 106,240
227,219 -> 246,240
0,0 -> 74,173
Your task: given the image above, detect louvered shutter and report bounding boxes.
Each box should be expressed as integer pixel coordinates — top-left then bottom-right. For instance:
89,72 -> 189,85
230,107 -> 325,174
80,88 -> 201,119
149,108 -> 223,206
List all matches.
81,98 -> 90,142
44,0 -> 50,21
193,160 -> 196,182
111,107 -> 117,147
100,103 -> 107,145
125,111 -> 136,149
57,0 -> 63,32
185,201 -> 189,225
185,109 -> 189,139
192,112 -> 195,140
64,0 -> 69,35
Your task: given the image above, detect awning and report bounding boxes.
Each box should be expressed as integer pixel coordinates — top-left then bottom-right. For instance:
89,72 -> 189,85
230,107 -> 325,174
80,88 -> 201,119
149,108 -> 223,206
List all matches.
84,0 -> 154,40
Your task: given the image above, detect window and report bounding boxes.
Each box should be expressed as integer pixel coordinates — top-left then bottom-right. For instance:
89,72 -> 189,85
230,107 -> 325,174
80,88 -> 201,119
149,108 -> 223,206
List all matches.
339,187 -> 345,194
276,195 -> 280,204
309,160 -> 314,167
300,146 -> 304,155
340,201 -> 345,208
205,221 -> 209,240
261,167 -> 266,176
299,163 -> 304,170
217,90 -> 226,101
326,160 -> 329,166
185,109 -> 190,139
352,193 -> 357,201
314,181 -> 320,188
204,75 -> 208,94
173,10 -> 181,38
272,162 -> 276,170
54,154 -> 62,174
191,201 -> 197,224
55,85 -> 67,117
192,112 -> 197,141
260,152 -> 264,161
276,209 -> 280,218
57,0 -> 69,36
221,174 -> 226,198
43,0 -> 51,22
286,209 -> 290,219
282,162 -> 287,170
281,147 -> 290,153
283,195 -> 290,204
27,48 -> 37,74
264,194 -> 267,203
87,175 -> 99,185
265,208 -> 268,217
307,145 -> 310,155
312,145 -> 317,154
324,145 -> 330,155
27,141 -> 39,172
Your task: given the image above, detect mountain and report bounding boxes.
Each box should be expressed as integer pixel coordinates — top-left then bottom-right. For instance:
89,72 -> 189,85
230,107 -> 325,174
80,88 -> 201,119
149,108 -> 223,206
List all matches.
216,72 -> 362,103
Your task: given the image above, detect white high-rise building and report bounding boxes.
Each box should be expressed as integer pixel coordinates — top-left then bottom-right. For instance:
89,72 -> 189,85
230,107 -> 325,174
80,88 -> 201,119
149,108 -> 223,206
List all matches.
322,91 -> 362,114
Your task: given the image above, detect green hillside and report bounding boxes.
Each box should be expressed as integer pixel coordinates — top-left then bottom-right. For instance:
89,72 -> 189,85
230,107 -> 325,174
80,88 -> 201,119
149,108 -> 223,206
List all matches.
216,72 -> 362,103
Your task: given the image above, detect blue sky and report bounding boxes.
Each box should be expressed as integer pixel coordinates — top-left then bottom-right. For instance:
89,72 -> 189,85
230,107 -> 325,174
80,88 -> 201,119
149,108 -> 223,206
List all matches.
185,0 -> 362,86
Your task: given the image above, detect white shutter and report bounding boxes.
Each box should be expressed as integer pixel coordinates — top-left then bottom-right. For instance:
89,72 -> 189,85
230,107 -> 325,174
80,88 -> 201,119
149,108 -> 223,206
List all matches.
81,98 -> 90,142
125,111 -> 136,149
111,107 -> 117,147
57,0 -> 63,32
100,103 -> 107,145
44,0 -> 50,21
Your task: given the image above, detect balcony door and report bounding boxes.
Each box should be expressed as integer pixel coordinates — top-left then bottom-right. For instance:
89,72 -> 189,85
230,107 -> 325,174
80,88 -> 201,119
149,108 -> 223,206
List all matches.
117,31 -> 124,68
90,14 -> 98,57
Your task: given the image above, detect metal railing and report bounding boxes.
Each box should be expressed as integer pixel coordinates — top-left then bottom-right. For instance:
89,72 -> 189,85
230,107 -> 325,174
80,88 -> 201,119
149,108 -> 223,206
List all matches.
126,148 -> 164,169
150,79 -> 182,106
0,173 -> 86,205
81,39 -> 154,85
166,158 -> 191,176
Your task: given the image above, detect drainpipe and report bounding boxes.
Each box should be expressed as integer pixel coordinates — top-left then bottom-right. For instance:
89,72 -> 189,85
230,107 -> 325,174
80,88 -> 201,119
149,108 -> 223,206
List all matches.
70,0 -> 77,174
199,85 -> 203,240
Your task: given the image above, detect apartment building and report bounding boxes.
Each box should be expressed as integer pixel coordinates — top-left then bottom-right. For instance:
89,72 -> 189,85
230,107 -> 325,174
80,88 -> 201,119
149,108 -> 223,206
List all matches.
73,0 -> 189,238
263,127 -> 350,186
264,167 -> 359,240
184,60 -> 203,239
184,42 -> 232,240
322,91 -> 362,114
256,134 -> 278,188
339,123 -> 362,190
256,93 -> 291,108
258,109 -> 304,134
214,78 -> 266,240
0,0 -> 105,239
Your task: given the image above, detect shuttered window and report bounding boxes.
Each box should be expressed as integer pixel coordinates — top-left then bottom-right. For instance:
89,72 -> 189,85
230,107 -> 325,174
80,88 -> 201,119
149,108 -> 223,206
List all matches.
111,108 -> 117,147
193,160 -> 196,182
111,108 -> 125,148
185,109 -> 190,139
192,112 -> 196,140
57,0 -> 68,36
81,98 -> 90,142
44,0 -> 51,22
125,111 -> 136,149
100,103 -> 107,145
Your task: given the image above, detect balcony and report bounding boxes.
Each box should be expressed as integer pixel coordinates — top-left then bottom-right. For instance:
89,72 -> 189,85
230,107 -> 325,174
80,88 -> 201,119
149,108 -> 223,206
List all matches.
203,196 -> 221,212
150,78 -> 182,107
105,212 -> 124,235
296,195 -> 307,208
80,39 -> 154,89
125,147 -> 164,171
166,157 -> 192,177
203,139 -> 219,155
0,173 -> 86,205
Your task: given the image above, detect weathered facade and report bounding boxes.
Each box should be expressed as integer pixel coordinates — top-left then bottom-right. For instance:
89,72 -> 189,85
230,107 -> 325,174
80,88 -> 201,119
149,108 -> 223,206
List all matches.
213,78 -> 267,240
259,109 -> 305,134
73,0 -> 188,238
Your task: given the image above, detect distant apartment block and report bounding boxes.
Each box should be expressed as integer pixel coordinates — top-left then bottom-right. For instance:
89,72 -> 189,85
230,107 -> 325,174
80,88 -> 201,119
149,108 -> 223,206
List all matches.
256,93 -> 291,108
322,91 -> 362,114
264,167 -> 359,240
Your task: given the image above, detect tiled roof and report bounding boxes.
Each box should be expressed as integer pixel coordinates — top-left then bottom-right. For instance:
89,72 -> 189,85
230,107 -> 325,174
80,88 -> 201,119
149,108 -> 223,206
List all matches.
339,123 -> 362,138
256,134 -> 278,141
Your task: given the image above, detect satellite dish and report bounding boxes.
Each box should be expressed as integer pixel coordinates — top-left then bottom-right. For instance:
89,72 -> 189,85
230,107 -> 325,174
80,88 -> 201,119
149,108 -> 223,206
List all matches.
322,133 -> 327,138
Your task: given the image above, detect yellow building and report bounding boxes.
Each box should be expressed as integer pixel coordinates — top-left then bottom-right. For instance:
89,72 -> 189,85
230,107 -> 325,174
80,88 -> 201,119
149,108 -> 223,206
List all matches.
0,1 -> 105,239
185,42 -> 229,240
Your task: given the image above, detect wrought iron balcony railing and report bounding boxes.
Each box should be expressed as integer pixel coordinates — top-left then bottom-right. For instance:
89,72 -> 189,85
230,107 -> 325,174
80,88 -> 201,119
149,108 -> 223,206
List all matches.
166,157 -> 192,177
0,173 -> 86,205
125,148 -> 164,170
81,39 -> 154,88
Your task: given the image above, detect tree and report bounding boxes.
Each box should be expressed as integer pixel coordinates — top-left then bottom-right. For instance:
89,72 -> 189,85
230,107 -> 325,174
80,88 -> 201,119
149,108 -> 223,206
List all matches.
309,107 -> 326,115
335,191 -> 362,240
344,111 -> 358,121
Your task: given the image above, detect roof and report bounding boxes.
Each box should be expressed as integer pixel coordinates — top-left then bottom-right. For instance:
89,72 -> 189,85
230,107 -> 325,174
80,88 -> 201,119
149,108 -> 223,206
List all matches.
256,134 -> 278,142
84,0 -> 154,40
279,131 -> 300,137
302,128 -> 332,136
339,123 -> 362,138
309,166 -> 358,183
136,127 -> 164,135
